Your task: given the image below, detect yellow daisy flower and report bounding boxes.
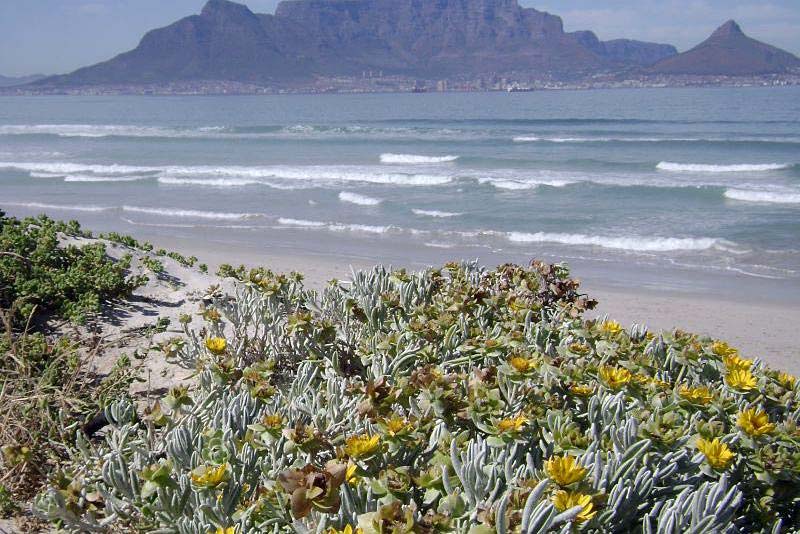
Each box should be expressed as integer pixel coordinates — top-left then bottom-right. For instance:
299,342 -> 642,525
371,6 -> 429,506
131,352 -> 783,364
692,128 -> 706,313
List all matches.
508,355 -> 536,373
678,385 -> 713,405
723,353 -> 752,371
599,366 -> 632,389
777,372 -> 796,389
599,320 -> 623,335
545,455 -> 588,486
205,337 -> 227,355
191,463 -> 229,488
569,384 -> 594,397
726,369 -> 757,391
552,491 -> 596,523
497,414 -> 528,434
737,408 -> 775,437
696,438 -> 735,470
711,341 -> 739,358
344,434 -> 381,458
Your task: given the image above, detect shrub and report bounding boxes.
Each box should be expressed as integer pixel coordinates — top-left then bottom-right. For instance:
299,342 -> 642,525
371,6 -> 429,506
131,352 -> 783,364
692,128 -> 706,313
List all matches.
0,212 -> 145,324
34,262 -> 800,533
0,310 -> 136,518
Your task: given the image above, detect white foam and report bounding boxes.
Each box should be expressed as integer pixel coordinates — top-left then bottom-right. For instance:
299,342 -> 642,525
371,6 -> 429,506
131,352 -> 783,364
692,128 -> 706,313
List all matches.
657,162 -> 792,173
277,217 -> 392,234
412,209 -> 462,218
724,189 -> 800,204
64,174 -> 147,183
121,206 -> 259,220
4,201 -> 110,212
29,172 -> 64,178
506,231 -> 721,252
277,218 -> 326,227
512,136 -> 542,142
338,192 -> 383,206
380,153 -> 459,164
0,161 -> 158,175
160,165 -> 453,186
158,177 -> 261,187
479,177 -> 575,190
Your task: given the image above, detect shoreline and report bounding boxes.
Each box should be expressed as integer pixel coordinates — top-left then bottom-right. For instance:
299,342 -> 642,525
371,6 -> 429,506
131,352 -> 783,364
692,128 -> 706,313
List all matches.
126,231 -> 800,374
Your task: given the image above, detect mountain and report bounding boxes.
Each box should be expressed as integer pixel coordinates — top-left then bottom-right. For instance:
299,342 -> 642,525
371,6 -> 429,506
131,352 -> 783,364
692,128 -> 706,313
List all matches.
0,74 -> 46,87
34,0 -> 676,88
651,20 -> 800,75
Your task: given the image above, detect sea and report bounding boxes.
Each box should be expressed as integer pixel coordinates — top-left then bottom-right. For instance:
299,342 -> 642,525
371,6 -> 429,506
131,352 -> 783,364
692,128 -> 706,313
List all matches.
1,88 -> 799,302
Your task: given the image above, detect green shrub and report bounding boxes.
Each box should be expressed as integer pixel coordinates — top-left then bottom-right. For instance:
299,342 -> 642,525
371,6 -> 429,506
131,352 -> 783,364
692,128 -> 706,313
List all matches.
34,262 -> 800,532
0,212 -> 145,324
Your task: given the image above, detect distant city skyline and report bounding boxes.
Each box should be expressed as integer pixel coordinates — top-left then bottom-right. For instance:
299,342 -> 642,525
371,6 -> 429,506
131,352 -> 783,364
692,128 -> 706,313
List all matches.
0,0 -> 798,77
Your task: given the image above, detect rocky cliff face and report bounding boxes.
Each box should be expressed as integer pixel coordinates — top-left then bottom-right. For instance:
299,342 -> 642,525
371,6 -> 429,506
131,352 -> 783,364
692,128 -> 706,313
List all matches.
651,20 -> 800,75
37,0 -> 678,87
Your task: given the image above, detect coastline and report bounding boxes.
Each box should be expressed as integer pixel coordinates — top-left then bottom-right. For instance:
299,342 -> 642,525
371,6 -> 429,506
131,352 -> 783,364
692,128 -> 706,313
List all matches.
128,231 -> 800,374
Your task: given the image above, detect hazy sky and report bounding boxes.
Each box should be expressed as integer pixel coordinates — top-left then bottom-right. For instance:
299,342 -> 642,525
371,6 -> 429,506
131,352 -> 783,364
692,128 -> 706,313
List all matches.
1,0 -> 798,76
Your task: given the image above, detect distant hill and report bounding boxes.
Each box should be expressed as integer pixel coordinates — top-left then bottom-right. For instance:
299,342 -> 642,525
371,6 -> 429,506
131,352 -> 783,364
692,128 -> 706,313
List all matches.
651,20 -> 800,76
0,74 -> 46,87
33,0 -> 676,88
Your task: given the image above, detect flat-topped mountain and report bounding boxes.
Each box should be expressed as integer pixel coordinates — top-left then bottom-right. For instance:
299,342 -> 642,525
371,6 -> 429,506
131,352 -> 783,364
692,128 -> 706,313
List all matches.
35,0 -> 676,87
651,20 -> 800,76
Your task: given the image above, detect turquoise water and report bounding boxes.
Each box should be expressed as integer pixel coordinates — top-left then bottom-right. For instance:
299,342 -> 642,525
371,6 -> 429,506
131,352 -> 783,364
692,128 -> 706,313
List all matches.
1,88 -> 799,298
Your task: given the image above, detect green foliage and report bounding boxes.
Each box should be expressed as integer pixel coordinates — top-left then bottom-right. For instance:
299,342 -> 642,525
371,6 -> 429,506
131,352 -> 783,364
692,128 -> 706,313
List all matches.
0,312 -> 136,517
35,261 -> 800,532
141,256 -> 166,275
0,214 -> 144,324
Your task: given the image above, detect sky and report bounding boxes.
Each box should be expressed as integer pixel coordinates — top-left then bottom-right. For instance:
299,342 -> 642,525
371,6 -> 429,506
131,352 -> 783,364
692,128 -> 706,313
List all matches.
0,0 -> 798,77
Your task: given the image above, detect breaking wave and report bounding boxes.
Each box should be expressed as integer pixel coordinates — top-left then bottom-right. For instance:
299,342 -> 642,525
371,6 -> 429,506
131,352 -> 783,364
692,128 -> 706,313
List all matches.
380,153 -> 459,164
338,192 -> 383,206
657,162 -> 793,173
3,201 -> 110,212
121,206 -> 260,220
412,209 -> 462,218
506,232 -> 725,252
724,189 -> 800,204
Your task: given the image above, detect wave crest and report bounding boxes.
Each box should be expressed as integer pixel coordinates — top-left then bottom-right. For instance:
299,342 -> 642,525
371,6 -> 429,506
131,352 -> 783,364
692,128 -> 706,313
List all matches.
657,162 -> 792,173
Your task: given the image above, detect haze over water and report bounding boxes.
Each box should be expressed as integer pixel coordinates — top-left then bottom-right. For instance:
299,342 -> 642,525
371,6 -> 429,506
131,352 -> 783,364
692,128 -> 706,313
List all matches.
1,87 -> 799,301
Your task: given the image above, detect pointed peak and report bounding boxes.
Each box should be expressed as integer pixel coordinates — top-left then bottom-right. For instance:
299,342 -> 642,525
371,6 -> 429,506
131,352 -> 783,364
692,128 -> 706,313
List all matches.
201,0 -> 255,19
711,20 -> 744,39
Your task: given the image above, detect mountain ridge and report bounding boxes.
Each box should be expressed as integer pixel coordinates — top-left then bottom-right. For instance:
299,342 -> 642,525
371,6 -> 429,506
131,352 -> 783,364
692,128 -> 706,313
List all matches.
35,0 -> 678,88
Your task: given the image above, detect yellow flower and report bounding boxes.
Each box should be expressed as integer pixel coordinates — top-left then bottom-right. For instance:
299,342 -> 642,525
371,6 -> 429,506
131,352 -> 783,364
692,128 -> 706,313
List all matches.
383,416 -> 412,437
345,462 -> 359,484
497,414 -> 528,434
545,455 -> 588,486
696,438 -> 735,470
599,320 -> 623,335
327,526 -> 363,534
737,408 -> 775,437
599,366 -> 632,389
213,528 -> 235,534
509,356 -> 535,373
568,342 -> 591,355
205,337 -> 227,355
723,353 -> 752,371
679,385 -> 713,405
344,434 -> 381,459
569,384 -> 594,397
552,491 -> 596,523
191,463 -> 229,488
262,414 -> 283,430
726,369 -> 757,391
777,372 -> 796,389
711,340 -> 739,358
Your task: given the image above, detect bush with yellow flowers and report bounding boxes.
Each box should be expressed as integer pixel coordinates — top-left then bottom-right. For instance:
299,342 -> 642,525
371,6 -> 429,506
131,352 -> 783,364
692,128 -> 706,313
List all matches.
34,262 -> 800,533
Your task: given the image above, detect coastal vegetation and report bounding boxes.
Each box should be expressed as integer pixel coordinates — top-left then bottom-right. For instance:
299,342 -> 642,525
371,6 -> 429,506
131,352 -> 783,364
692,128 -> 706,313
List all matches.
1,213 -> 799,532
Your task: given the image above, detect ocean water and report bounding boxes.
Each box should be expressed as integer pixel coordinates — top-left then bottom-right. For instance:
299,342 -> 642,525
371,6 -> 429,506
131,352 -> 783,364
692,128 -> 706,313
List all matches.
1,88 -> 799,300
